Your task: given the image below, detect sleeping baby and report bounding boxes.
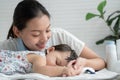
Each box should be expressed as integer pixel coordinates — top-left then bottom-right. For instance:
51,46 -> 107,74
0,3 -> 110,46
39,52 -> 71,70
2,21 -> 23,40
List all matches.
0,44 -> 81,77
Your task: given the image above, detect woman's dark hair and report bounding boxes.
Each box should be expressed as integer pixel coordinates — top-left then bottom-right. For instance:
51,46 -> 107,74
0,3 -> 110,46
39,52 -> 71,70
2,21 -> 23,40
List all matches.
53,44 -> 78,62
7,0 -> 50,39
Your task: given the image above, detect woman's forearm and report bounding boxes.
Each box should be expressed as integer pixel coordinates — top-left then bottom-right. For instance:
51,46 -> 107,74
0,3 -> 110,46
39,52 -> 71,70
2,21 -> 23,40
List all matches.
78,46 -> 106,70
85,57 -> 106,70
74,56 -> 105,71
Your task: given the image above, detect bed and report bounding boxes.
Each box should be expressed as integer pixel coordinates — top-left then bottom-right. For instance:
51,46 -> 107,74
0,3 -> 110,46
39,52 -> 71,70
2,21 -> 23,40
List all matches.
0,68 -> 118,80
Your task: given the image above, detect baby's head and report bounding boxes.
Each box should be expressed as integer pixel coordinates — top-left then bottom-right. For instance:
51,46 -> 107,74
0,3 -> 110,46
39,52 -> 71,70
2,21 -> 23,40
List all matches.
46,44 -> 78,66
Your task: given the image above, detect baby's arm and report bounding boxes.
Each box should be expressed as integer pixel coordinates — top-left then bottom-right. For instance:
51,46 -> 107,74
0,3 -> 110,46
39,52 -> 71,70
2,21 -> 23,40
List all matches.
27,54 -> 81,77
27,53 -> 65,77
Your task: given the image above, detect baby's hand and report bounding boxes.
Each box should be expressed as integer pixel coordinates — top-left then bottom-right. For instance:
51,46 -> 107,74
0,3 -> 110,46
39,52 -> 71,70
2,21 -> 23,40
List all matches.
73,57 -> 87,70
67,60 -> 76,69
62,60 -> 84,77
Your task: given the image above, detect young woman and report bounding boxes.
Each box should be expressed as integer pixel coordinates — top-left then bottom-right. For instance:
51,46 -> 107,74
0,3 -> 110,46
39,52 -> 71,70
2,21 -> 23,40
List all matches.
0,44 -> 79,77
0,0 -> 105,76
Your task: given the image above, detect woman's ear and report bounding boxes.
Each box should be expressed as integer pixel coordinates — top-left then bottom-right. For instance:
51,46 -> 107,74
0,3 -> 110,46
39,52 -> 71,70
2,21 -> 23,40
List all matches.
47,47 -> 55,54
12,26 -> 21,37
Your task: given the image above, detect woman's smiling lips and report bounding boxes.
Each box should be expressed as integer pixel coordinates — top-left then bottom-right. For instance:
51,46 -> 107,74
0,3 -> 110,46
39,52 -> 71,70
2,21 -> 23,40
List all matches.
36,44 -> 46,49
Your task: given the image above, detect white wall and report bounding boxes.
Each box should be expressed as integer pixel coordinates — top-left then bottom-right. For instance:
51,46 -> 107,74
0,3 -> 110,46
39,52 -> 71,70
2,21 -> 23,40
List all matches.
0,0 -> 120,58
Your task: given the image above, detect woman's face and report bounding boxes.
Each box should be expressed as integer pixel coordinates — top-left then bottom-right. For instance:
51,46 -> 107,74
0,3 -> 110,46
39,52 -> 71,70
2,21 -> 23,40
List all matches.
19,15 -> 51,51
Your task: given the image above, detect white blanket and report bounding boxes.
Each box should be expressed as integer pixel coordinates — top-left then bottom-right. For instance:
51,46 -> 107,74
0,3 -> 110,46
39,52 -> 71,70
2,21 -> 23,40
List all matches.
0,68 -> 118,80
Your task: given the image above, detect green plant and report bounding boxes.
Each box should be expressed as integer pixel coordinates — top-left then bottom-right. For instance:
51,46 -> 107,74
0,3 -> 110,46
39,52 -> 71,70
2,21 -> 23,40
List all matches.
86,0 -> 120,45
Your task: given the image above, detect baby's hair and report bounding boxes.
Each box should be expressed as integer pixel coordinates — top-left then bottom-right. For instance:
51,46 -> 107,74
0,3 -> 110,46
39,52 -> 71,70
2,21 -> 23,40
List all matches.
66,50 -> 78,62
53,44 -> 78,62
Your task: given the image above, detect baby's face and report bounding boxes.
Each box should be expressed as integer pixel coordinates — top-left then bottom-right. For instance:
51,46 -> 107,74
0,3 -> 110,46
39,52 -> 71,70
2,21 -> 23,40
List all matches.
46,50 -> 71,66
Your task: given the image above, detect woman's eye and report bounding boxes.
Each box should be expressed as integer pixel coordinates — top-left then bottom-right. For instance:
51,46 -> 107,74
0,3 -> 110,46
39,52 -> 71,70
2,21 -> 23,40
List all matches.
46,29 -> 51,33
31,32 -> 40,37
32,34 -> 40,37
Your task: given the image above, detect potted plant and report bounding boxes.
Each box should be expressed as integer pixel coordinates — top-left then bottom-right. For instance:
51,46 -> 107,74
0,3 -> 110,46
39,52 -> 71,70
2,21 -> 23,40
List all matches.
85,0 -> 120,45
85,0 -> 120,72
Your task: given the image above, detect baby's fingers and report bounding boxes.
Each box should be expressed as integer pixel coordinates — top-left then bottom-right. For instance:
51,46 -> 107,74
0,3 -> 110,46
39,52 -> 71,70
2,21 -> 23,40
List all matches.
75,66 -> 84,75
67,60 -> 76,67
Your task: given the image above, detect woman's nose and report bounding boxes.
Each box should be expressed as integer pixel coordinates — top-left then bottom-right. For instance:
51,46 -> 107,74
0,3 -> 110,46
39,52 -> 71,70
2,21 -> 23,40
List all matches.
39,33 -> 48,42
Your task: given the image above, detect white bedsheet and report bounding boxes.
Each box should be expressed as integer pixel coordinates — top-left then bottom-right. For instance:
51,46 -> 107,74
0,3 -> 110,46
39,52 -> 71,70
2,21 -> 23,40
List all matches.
0,68 -> 118,80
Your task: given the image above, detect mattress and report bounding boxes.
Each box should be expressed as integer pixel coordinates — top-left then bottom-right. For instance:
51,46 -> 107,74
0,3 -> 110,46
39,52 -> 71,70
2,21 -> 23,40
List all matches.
0,68 -> 118,80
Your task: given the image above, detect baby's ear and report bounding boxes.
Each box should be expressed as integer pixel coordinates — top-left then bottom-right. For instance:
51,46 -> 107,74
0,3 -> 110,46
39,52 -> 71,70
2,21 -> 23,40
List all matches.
47,47 -> 55,54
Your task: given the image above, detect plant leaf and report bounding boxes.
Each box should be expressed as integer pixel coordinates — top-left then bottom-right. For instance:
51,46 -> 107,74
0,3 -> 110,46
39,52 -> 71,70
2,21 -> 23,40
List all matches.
107,14 -> 120,26
97,0 -> 106,15
104,35 -> 117,40
96,39 -> 104,45
113,16 -> 120,35
96,35 -> 117,45
106,11 -> 120,26
86,13 -> 99,20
